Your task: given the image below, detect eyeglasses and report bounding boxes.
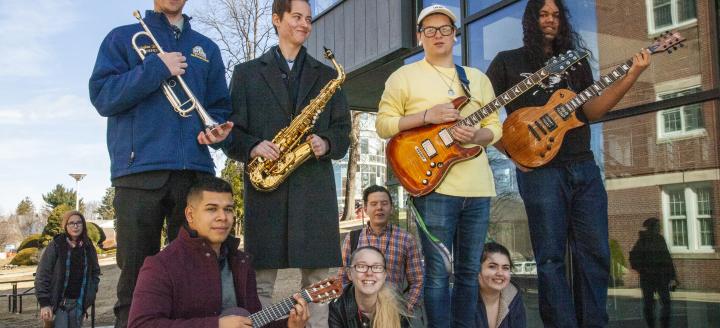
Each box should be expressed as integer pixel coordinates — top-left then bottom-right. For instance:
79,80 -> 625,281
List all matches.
419,25 -> 455,38
67,222 -> 83,228
349,264 -> 385,273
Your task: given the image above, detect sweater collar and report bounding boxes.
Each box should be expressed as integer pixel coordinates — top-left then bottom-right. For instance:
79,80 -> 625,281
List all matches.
178,225 -> 240,256
143,10 -> 192,31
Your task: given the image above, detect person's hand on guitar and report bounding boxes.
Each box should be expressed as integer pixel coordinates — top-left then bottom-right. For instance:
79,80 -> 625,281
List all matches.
625,49 -> 651,81
288,293 -> 310,328
251,140 -> 281,161
451,125 -> 495,146
424,103 -> 461,124
219,315 -> 253,328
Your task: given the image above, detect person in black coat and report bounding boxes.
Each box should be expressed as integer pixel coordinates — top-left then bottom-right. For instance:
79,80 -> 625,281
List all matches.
35,211 -> 101,328
476,242 -> 526,328
329,246 -> 411,328
225,1 -> 350,326
630,218 -> 678,328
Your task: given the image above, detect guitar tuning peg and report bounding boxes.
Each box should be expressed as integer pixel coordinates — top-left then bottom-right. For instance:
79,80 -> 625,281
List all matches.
679,43 -> 685,47
673,46 -> 678,50
668,50 -> 673,54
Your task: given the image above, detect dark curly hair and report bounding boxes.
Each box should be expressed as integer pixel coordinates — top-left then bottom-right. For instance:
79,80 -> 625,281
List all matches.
522,0 -> 590,67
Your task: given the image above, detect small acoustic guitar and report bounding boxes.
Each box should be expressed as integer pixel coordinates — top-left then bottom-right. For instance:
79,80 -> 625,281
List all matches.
502,31 -> 686,168
228,277 -> 341,327
387,50 -> 589,196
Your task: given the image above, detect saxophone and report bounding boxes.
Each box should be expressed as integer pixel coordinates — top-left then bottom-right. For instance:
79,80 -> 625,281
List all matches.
247,47 -> 346,191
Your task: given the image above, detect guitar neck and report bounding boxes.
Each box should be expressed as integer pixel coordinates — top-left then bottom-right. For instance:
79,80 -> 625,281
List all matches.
456,68 -> 552,127
249,291 -> 311,327
560,58 -> 634,115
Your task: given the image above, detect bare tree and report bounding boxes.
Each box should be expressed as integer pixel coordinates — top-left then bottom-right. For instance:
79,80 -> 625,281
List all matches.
340,111 -> 363,221
192,0 -> 275,76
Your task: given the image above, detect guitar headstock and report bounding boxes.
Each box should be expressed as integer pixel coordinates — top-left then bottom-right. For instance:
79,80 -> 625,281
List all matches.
543,49 -> 589,75
648,31 -> 686,54
303,277 -> 343,304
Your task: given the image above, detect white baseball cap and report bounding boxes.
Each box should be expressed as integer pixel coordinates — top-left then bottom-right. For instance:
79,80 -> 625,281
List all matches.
417,4 -> 458,27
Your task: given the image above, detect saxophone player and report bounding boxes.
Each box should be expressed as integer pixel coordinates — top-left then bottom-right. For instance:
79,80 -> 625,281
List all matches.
224,1 -> 350,326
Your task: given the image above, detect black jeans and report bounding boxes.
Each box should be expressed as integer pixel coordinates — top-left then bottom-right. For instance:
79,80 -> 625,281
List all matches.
112,170 -> 206,328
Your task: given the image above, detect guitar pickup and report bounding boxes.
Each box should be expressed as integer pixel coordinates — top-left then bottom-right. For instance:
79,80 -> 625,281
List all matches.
527,124 -> 541,141
414,146 -> 428,162
438,129 -> 454,146
421,140 -> 437,158
534,121 -> 547,135
540,114 -> 557,131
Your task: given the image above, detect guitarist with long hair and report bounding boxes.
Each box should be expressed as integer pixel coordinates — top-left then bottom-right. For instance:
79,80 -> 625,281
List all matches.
376,5 -> 502,327
486,0 -> 650,326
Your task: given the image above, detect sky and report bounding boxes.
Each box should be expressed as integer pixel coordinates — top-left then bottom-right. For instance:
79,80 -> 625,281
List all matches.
0,0 -> 215,215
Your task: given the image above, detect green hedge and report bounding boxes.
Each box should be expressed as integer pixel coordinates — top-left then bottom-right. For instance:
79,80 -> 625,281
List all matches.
10,247 -> 39,266
17,234 -> 41,251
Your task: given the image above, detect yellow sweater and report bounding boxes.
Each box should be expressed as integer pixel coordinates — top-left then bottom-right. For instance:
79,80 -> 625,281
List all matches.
376,58 -> 501,197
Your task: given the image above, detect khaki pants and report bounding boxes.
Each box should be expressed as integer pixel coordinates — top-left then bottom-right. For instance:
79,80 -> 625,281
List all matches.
256,268 -> 329,328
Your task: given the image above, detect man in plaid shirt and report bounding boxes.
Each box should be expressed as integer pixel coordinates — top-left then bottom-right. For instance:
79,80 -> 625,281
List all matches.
339,185 -> 424,312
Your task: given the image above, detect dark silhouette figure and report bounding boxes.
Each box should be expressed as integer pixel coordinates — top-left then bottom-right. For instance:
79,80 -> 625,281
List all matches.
629,218 -> 678,328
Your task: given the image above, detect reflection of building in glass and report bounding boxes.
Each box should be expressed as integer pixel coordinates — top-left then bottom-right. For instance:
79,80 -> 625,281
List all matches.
599,0 -> 719,291
332,113 -> 387,215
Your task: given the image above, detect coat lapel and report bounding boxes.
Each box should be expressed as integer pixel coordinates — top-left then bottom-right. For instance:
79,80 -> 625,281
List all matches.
259,50 -> 292,116
295,53 -> 321,114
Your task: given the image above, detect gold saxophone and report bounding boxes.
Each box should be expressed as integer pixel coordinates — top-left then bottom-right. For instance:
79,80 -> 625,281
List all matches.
247,47 -> 346,191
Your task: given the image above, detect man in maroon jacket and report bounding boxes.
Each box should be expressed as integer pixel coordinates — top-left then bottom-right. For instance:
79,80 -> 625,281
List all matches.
128,176 -> 309,328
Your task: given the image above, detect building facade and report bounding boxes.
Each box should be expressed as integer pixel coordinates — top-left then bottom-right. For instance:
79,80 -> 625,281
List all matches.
308,0 -> 720,325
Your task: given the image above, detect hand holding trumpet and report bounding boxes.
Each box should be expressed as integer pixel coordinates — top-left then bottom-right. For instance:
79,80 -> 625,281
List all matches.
158,52 -> 188,76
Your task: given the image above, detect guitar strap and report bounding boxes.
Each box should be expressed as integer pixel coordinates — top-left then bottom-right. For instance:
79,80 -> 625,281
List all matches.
455,64 -> 472,98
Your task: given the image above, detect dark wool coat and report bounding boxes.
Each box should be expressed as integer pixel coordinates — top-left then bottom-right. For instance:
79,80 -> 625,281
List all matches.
226,46 -> 351,269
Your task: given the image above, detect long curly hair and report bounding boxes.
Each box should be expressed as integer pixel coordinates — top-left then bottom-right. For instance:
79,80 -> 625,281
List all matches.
522,0 -> 590,66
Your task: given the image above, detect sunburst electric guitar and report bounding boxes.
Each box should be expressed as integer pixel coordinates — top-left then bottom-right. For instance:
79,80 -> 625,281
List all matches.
503,31 -> 686,168
386,50 -> 589,196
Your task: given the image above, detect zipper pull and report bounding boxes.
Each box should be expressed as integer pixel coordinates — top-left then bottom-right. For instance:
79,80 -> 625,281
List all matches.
128,151 -> 135,166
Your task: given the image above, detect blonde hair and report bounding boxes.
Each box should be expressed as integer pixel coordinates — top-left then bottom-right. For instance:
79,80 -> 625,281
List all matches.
372,284 -> 410,328
349,246 -> 410,327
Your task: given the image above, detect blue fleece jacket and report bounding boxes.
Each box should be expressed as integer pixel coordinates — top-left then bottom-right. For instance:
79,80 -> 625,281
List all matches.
89,10 -> 231,179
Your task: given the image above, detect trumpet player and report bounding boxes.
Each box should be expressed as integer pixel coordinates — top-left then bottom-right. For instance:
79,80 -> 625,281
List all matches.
224,1 -> 350,326
88,1 -> 232,327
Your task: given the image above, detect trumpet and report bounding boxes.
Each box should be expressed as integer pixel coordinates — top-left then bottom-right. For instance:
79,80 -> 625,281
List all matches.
131,10 -> 219,130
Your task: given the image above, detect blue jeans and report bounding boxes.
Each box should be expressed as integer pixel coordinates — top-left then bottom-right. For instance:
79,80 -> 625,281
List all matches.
413,192 -> 490,328
517,160 -> 610,327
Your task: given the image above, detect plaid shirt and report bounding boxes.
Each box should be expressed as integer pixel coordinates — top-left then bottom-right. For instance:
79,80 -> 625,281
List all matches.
338,223 -> 424,309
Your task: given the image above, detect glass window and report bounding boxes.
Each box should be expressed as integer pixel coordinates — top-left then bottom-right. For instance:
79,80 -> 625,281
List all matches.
467,1 -> 506,16
647,0 -> 697,33
662,184 -> 715,252
657,87 -> 704,139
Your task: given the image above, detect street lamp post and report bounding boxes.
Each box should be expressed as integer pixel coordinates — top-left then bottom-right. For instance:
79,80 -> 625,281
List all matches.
69,173 -> 87,211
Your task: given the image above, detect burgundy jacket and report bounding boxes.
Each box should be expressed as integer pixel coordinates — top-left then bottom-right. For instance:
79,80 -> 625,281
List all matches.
128,227 -> 286,328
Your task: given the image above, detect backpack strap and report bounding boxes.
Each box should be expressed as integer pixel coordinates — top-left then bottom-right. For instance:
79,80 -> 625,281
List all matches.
347,229 -> 362,266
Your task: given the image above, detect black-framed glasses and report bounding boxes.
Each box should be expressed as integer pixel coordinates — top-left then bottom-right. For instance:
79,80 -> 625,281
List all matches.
67,222 -> 83,228
349,264 -> 385,273
419,25 -> 455,37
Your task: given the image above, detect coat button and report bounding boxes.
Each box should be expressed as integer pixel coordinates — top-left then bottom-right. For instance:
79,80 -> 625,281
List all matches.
205,253 -> 211,257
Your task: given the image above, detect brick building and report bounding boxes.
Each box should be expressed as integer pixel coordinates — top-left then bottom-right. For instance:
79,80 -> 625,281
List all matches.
598,0 -> 720,290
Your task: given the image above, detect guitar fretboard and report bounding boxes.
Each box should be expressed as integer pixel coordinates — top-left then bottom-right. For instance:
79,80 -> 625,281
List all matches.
250,290 -> 312,327
555,58 -> 633,119
454,68 -> 551,129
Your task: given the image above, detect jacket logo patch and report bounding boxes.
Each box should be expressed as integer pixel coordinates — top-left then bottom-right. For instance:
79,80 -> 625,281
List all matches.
191,46 -> 208,62
139,44 -> 159,54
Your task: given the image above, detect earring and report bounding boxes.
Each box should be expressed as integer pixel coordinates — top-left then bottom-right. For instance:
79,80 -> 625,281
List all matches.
418,40 -> 422,46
